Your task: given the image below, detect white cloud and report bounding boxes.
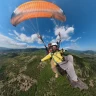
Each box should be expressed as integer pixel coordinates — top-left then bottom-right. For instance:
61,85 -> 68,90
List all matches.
13,30 -> 42,44
64,43 -> 80,50
0,33 -> 27,48
64,46 -> 71,50
37,38 -> 42,44
26,45 -> 36,48
13,30 -> 19,36
71,37 -> 81,43
8,33 -> 14,36
27,45 -> 44,48
54,26 -> 74,42
21,27 -> 25,31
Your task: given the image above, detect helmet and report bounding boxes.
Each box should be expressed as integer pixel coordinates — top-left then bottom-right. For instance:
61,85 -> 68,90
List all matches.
51,42 -> 57,46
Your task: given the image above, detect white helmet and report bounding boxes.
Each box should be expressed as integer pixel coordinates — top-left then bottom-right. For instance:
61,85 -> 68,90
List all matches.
51,42 -> 57,46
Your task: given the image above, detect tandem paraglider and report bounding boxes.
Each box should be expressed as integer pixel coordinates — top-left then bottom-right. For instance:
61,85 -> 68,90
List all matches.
11,0 -> 88,91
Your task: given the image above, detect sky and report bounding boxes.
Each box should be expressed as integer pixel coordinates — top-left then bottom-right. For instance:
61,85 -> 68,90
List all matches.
0,0 -> 96,50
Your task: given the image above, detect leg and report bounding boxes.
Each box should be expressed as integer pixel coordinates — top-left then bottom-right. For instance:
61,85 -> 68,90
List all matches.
60,55 -> 78,81
50,59 -> 59,78
64,55 -> 73,63
65,55 -> 88,90
52,67 -> 59,78
66,61 -> 78,81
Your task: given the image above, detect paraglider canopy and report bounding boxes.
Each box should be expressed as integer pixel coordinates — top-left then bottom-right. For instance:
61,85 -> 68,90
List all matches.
11,1 -> 66,26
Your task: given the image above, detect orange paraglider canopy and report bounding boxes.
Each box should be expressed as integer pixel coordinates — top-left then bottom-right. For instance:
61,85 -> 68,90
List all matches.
11,1 -> 66,26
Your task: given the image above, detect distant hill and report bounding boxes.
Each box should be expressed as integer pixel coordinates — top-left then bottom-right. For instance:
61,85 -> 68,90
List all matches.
67,49 -> 96,56
0,47 -> 45,53
0,47 -> 10,51
83,50 -> 96,55
0,47 -> 96,55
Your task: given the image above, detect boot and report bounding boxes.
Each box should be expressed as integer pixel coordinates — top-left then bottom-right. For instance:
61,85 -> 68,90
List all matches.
67,75 -> 88,90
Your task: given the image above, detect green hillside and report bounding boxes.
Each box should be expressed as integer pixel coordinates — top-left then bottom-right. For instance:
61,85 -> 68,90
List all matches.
0,50 -> 96,96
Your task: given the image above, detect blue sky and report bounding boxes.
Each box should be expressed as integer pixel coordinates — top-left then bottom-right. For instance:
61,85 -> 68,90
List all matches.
0,0 -> 96,50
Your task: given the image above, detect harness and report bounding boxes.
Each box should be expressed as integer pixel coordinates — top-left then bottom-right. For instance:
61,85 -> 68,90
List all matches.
50,51 -> 65,64
50,52 -> 67,76
50,53 -> 60,64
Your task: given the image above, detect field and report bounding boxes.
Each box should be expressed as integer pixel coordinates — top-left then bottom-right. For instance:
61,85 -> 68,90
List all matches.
0,49 -> 96,96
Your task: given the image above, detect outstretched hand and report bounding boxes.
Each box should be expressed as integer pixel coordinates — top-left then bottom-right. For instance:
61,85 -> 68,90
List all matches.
39,61 -> 43,65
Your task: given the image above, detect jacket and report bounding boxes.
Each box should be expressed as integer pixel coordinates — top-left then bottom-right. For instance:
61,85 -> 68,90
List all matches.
41,51 -> 64,65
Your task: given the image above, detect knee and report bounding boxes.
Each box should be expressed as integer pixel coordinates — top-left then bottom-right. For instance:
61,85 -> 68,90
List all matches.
68,55 -> 73,62
51,66 -> 57,70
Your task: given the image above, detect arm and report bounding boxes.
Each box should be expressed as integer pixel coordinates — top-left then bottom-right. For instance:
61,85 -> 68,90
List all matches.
41,53 -> 51,62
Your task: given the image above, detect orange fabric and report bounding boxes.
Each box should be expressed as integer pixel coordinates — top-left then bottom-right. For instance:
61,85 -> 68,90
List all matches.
11,1 -> 66,26
18,1 -> 60,11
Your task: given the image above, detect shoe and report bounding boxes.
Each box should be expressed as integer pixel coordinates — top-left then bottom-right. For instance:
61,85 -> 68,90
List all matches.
55,73 -> 59,78
66,75 -> 88,90
72,78 -> 88,90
